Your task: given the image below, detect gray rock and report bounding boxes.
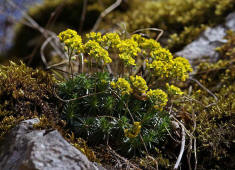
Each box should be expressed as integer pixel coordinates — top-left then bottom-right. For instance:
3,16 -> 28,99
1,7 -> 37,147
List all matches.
225,12 -> 235,30
176,12 -> 235,63
0,118 -> 105,170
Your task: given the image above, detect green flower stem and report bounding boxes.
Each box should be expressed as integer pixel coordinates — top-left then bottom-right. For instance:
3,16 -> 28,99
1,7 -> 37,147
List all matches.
110,88 -> 149,154
68,47 -> 74,79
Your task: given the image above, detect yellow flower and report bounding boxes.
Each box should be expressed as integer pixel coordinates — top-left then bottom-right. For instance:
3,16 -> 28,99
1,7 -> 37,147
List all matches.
130,75 -> 148,94
119,53 -> 136,66
131,34 -> 146,44
101,79 -> 107,84
170,57 -> 193,81
58,29 -> 192,89
111,78 -> 133,95
103,32 -> 121,48
58,29 -> 84,54
124,121 -> 141,138
147,89 -> 168,110
146,60 -> 173,78
84,59 -> 89,63
58,29 -> 77,42
141,39 -> 161,51
150,48 -> 173,61
166,83 -> 184,96
117,39 -> 140,66
86,32 -> 103,43
110,81 -> 115,87
85,40 -> 112,64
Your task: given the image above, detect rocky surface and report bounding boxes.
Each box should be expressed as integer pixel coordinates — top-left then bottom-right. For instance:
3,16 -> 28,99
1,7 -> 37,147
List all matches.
0,118 -> 105,170
176,12 -> 235,63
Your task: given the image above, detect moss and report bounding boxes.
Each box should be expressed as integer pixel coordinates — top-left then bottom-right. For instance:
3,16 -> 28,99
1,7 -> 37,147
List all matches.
101,0 -> 235,51
0,61 -> 59,139
0,61 -> 99,163
217,30 -> 235,59
195,86 -> 235,169
167,25 -> 207,52
66,132 -> 98,162
0,116 -> 25,139
194,31 -> 235,89
185,31 -> 235,169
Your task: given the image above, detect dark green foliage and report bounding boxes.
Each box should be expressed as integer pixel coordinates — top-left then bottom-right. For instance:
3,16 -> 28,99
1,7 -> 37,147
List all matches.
58,72 -> 170,156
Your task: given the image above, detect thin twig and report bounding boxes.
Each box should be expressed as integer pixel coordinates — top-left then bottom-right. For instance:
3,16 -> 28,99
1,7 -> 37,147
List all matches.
174,124 -> 186,170
172,115 -> 193,139
6,0 -> 65,59
92,0 -> 122,32
132,28 -> 164,41
189,101 -> 197,170
80,53 -> 84,73
107,145 -> 140,170
106,64 -> 113,75
183,95 -> 206,107
40,36 -> 53,67
194,138 -> 197,170
47,60 -> 68,69
79,0 -> 88,33
165,126 -> 180,143
50,67 -> 74,77
147,155 -> 159,170
189,77 -> 218,107
187,136 -> 193,170
54,88 -> 106,103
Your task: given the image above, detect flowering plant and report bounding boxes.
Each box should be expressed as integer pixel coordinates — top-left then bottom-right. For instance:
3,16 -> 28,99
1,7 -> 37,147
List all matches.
57,29 -> 192,155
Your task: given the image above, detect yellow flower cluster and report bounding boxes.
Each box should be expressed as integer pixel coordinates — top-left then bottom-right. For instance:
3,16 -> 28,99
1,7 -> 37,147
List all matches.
111,78 -> 133,96
86,32 -> 103,43
131,34 -> 146,45
132,35 -> 162,56
116,39 -> 141,66
166,83 -> 184,96
58,29 -> 83,53
150,48 -> 173,61
84,40 -> 112,64
146,55 -> 192,80
102,32 -> 121,48
130,34 -> 193,81
124,122 -> 141,138
58,29 -> 192,81
147,89 -> 168,110
133,34 -> 192,81
130,75 -> 148,94
146,60 -> 173,78
141,39 -> 161,55
110,76 -> 168,110
171,57 -> 193,81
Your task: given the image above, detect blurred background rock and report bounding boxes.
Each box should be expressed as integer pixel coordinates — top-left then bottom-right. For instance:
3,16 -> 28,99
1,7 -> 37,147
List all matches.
0,0 -> 234,67
0,0 -> 129,67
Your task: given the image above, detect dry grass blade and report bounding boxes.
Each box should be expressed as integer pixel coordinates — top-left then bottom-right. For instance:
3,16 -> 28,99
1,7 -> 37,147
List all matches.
92,0 -> 122,32
107,145 -> 141,170
174,124 -> 186,170
132,28 -> 164,41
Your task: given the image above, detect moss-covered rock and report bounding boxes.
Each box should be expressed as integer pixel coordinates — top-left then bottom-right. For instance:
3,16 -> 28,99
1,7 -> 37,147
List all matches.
101,0 -> 235,51
184,31 -> 235,169
0,61 -> 59,139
